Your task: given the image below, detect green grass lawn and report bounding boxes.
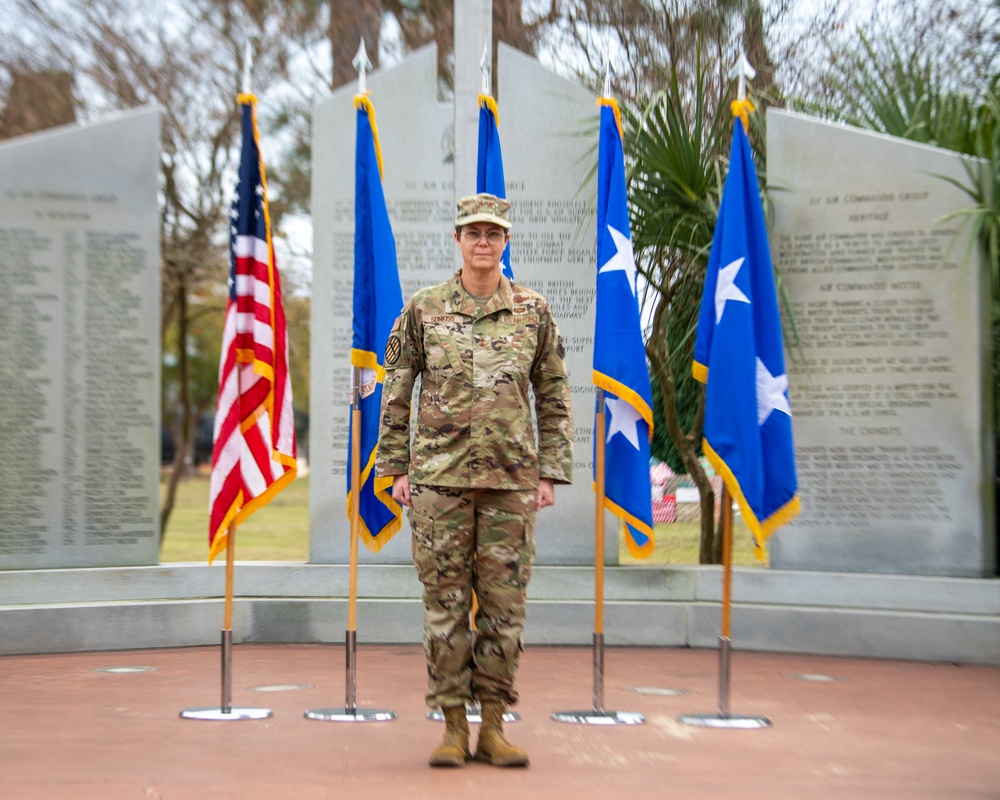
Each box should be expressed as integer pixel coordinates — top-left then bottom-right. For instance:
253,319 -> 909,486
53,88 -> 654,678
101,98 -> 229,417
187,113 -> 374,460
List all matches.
159,471 -> 311,562
618,518 -> 766,568
160,471 -> 765,567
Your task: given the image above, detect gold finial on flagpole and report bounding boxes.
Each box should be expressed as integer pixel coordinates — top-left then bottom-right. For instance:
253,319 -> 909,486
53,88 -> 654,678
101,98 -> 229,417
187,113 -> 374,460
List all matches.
480,37 -> 491,96
353,39 -> 372,95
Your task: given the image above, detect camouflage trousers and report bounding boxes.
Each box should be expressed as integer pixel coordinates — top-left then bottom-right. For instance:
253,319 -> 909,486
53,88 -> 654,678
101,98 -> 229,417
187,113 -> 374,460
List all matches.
408,483 -> 537,709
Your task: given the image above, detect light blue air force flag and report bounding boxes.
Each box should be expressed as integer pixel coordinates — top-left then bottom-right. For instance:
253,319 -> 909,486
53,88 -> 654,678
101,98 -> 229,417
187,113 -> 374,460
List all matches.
349,94 -> 404,551
477,94 -> 514,280
692,116 -> 799,557
593,98 -> 654,559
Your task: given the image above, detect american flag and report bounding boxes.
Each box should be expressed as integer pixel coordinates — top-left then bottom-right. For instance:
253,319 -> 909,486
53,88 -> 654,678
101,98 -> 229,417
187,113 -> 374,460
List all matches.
208,93 -> 297,564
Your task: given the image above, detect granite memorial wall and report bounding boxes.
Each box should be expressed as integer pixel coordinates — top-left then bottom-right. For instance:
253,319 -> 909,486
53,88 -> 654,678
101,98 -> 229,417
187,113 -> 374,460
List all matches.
0,110 -> 161,569
768,109 -> 994,576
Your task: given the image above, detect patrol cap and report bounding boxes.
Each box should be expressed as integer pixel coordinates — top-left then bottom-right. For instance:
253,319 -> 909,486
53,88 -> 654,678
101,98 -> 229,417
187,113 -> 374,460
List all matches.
455,192 -> 512,229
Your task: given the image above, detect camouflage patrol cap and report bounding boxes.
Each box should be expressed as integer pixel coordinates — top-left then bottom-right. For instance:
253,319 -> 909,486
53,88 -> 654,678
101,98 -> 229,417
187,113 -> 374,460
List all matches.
455,192 -> 512,229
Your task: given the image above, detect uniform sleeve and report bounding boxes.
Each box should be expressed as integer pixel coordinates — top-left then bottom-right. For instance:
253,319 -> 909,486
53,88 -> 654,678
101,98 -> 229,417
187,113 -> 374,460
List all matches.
531,304 -> 574,484
376,304 -> 422,478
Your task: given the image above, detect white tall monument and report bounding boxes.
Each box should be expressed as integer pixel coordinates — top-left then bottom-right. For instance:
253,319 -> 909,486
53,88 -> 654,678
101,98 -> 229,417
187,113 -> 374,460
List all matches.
309,8 -> 606,566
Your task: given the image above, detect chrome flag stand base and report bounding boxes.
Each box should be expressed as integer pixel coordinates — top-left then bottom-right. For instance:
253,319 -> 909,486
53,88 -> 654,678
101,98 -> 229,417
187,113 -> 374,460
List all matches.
426,701 -> 520,724
305,708 -> 397,722
678,637 -> 770,730
552,633 -> 645,726
677,712 -> 771,729
181,706 -> 273,721
181,630 -> 272,721
551,709 -> 646,725
304,631 -> 396,723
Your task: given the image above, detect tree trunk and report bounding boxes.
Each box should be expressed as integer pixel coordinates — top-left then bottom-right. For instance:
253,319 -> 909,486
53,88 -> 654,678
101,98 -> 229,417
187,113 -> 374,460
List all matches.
159,284 -> 192,546
689,393 -> 718,565
330,0 -> 383,89
646,291 -> 718,563
0,69 -> 76,139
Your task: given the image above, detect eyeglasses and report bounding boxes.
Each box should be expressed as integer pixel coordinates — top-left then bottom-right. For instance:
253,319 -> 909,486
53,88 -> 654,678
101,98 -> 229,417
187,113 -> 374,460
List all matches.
461,228 -> 507,245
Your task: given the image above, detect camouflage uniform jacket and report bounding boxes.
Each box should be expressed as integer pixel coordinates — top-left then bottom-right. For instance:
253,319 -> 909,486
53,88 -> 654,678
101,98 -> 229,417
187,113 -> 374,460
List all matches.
376,270 -> 573,490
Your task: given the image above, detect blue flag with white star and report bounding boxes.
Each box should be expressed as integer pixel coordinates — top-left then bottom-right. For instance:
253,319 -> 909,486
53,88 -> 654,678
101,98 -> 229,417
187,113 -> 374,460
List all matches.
477,94 -> 514,280
593,98 -> 654,559
692,116 -> 799,557
348,93 -> 404,551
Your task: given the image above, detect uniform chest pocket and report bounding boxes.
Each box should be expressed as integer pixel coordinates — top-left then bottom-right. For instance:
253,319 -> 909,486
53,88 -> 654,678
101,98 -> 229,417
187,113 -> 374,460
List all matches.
489,324 -> 533,379
424,321 -> 469,381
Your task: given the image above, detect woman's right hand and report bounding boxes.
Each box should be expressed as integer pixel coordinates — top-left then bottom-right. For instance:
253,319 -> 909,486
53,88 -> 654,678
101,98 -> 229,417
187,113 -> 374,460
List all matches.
392,474 -> 411,507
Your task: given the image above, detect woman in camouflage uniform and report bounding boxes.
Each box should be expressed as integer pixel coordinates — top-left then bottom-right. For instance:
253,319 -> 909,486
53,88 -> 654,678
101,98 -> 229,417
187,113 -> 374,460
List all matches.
376,193 -> 573,768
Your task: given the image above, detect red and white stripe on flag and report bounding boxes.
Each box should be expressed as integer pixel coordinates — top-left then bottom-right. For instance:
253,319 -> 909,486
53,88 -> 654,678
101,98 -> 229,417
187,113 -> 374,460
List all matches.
208,96 -> 296,564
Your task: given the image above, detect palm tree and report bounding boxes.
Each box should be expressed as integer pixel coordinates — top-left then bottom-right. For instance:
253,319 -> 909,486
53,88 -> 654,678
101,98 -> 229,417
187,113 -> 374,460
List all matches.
625,51 -> 744,562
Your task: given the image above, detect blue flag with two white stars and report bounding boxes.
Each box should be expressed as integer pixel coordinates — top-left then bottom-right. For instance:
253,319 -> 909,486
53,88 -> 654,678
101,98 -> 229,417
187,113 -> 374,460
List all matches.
692,110 -> 799,558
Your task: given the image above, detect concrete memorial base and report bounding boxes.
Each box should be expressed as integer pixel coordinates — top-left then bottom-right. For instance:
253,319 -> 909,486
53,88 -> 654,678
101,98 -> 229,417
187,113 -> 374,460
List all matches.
2,563 -> 997,664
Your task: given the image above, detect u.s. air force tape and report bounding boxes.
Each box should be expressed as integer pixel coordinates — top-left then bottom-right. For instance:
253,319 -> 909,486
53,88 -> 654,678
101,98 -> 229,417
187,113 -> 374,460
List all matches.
385,335 -> 402,365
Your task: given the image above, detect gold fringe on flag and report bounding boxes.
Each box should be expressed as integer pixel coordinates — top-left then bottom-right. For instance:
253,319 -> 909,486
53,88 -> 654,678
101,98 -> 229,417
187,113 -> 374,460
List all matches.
354,94 -> 385,179
478,93 -> 500,124
730,98 -> 755,132
597,96 -> 623,141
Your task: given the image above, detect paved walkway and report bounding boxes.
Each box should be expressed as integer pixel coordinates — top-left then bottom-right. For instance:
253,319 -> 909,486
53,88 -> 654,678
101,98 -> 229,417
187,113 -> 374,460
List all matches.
1,644 -> 997,799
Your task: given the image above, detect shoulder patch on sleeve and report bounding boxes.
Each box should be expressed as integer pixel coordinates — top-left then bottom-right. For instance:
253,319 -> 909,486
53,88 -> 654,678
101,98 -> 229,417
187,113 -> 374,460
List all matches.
385,333 -> 402,365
